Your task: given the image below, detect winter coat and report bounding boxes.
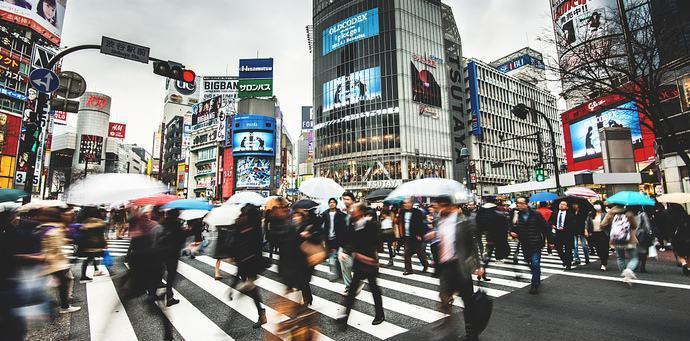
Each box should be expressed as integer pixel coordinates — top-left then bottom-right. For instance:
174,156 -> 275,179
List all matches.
321,210 -> 348,250
272,220 -> 311,289
476,207 -> 510,244
396,208 -> 427,242
40,223 -> 70,275
76,218 -> 107,254
351,217 -> 380,274
600,206 -> 638,248
511,209 -> 552,253
230,223 -> 266,278
156,218 -> 188,258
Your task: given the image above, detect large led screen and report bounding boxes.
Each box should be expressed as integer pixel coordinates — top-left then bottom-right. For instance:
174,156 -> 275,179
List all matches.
411,62 -> 442,108
236,157 -> 271,189
322,8 -> 379,55
0,0 -> 68,45
232,131 -> 274,156
569,101 -> 643,162
322,66 -> 381,112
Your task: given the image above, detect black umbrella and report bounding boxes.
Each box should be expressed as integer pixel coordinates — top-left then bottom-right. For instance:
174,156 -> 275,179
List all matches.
366,188 -> 392,202
550,196 -> 594,214
292,199 -> 320,210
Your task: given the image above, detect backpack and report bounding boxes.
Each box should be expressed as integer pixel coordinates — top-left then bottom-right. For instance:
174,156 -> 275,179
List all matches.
610,213 -> 631,245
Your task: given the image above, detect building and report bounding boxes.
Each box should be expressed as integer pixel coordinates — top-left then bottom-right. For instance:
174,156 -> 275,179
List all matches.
465,57 -> 563,196
297,106 -> 315,187
312,0 -> 470,197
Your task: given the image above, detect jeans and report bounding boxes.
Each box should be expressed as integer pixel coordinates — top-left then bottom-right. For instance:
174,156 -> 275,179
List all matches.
615,247 -> 639,273
328,249 -> 341,279
338,247 -> 353,290
572,234 -> 590,262
523,250 -> 541,288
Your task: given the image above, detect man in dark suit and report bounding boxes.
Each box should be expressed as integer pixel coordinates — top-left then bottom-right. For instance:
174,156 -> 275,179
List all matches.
398,198 -> 429,275
321,198 -> 347,282
549,201 -> 576,270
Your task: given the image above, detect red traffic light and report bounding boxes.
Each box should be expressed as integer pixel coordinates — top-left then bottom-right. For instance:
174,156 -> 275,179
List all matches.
182,70 -> 196,84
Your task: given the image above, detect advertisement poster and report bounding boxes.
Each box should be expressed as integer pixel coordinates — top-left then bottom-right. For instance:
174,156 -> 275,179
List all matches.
410,61 -> 442,108
238,78 -> 273,98
222,148 -> 234,198
78,134 -> 103,163
236,157 -> 271,188
192,95 -> 221,126
108,122 -> 126,139
322,8 -> 379,55
232,131 -> 274,156
238,58 -> 273,79
322,66 -> 381,112
201,76 -> 238,107
495,54 -> 545,73
0,0 -> 67,45
569,101 -> 643,162
551,0 -> 619,53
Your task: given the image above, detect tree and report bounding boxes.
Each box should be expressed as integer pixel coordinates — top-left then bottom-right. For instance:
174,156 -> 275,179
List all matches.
546,0 -> 690,167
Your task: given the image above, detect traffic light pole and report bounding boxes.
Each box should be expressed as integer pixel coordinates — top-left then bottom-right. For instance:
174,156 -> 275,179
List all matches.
531,108 -> 561,194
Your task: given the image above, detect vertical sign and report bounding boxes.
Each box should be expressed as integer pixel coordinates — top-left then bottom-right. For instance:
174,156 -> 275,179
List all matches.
108,122 -> 126,139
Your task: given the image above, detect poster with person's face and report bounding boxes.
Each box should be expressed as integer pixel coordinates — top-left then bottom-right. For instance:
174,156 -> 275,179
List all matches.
322,66 -> 381,112
0,0 -> 67,45
235,157 -> 271,188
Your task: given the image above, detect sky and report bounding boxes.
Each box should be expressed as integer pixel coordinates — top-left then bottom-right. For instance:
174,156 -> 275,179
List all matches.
56,0 -> 558,154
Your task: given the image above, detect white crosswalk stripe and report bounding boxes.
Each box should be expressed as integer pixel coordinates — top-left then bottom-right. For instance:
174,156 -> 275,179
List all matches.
62,238 -> 131,260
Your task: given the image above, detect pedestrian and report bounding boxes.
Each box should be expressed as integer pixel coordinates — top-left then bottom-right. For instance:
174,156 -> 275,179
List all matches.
425,196 -> 484,341
587,201 -> 610,271
667,203 -> 690,275
379,205 -> 398,267
536,202 -> 554,255
155,209 -> 187,306
75,206 -> 107,283
293,201 -> 324,306
601,204 -> 639,285
508,203 -> 523,265
336,202 -> 385,327
549,201 -> 576,270
425,205 -> 441,275
1,208 -> 28,341
398,198 -> 430,275
476,201 -> 510,281
510,197 -> 552,294
228,204 -> 267,328
338,192 -> 356,295
321,197 -> 347,281
186,218 -> 204,259
571,203 -> 590,265
634,206 -> 655,273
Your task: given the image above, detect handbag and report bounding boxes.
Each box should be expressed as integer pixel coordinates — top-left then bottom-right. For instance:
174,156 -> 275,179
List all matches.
467,287 -> 493,334
300,240 -> 327,267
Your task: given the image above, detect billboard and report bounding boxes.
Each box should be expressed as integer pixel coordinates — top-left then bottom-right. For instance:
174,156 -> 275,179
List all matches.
411,61 -> 442,108
108,122 -> 126,139
78,134 -> 103,164
301,106 -> 313,131
467,61 -> 482,137
322,66 -> 381,112
239,58 -> 273,79
322,8 -> 379,55
238,78 -> 273,98
232,131 -> 274,156
561,93 -> 655,171
0,0 -> 67,45
201,76 -> 238,106
222,148 -> 234,198
495,54 -> 545,73
236,157 -> 271,189
192,95 -> 221,126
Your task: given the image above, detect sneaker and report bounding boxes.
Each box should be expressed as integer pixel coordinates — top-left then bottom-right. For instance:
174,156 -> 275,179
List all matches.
59,306 -> 81,314
372,315 -> 385,325
622,268 -> 637,280
80,277 -> 93,283
340,289 -> 349,297
600,265 -> 607,271
166,298 -> 180,307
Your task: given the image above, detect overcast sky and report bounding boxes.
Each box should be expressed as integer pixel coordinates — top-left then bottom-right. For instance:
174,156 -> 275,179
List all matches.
57,0 -> 557,154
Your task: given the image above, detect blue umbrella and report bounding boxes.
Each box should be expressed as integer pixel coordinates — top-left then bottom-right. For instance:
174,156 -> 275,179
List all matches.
605,191 -> 655,206
529,192 -> 559,203
0,189 -> 26,203
162,199 -> 213,211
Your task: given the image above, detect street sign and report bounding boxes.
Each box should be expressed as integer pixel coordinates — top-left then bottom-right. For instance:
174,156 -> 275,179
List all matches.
100,36 -> 150,63
56,71 -> 87,99
50,98 -> 80,113
32,44 -> 56,69
29,68 -> 59,93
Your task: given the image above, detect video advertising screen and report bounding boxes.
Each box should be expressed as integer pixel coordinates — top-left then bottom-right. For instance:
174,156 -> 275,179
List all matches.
232,131 -> 275,156
322,8 -> 379,55
236,157 -> 271,188
322,66 -> 382,112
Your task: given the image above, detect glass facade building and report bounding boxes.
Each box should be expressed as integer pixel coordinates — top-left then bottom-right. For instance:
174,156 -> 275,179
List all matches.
312,0 -> 466,194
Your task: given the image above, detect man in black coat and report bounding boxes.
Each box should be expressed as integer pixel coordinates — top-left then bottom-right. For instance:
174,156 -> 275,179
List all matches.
321,198 -> 348,282
549,201 -> 577,270
399,198 -> 430,275
510,197 -> 553,294
155,209 -> 187,307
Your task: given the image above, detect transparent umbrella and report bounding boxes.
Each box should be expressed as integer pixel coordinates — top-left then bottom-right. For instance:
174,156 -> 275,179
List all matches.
66,174 -> 167,206
226,191 -> 266,206
385,178 -> 472,203
204,204 -> 242,226
656,193 -> 690,204
299,177 -> 345,199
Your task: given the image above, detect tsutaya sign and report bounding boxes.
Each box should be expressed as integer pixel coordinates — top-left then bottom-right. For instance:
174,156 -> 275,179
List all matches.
367,179 -> 402,189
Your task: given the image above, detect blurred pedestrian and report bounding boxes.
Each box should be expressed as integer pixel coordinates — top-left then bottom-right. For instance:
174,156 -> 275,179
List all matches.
293,201 -> 323,306
601,204 -> 639,285
510,197 -> 552,294
155,209 -> 187,306
667,203 -> 690,275
588,201 -> 610,271
398,198 -> 429,275
379,205 -> 398,267
634,206 -> 654,273
1,208 -> 27,341
336,202 -> 384,327
549,201 -> 576,270
338,192 -> 355,295
75,206 -> 107,283
321,197 -> 347,281
476,201 -> 510,281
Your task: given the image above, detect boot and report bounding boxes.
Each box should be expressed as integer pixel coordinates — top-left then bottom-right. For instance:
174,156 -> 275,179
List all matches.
253,309 -> 266,328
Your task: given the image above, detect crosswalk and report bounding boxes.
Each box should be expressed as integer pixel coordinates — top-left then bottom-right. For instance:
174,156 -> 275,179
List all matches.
60,239 -> 598,341
62,238 -> 131,260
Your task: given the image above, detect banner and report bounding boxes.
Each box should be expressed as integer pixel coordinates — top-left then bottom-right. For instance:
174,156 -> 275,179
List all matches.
238,78 -> 273,98
201,76 -> 238,106
238,58 -> 273,79
0,0 -> 68,45
192,95 -> 222,126
410,61 -> 442,108
78,134 -> 103,164
322,66 -> 381,112
551,0 -> 620,54
108,122 -> 126,139
322,8 -> 379,55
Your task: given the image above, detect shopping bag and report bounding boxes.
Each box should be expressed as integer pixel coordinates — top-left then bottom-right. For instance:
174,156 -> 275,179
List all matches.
300,240 -> 327,267
467,289 -> 493,334
102,250 -> 113,267
648,245 -> 658,258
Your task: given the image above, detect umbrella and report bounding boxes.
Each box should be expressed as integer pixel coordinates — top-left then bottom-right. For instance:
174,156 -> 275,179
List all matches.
162,199 -> 213,211
299,177 -> 345,199
657,193 -> 690,204
292,199 -> 320,210
564,187 -> 599,199
383,196 -> 405,206
179,209 -> 209,221
131,193 -> 180,206
365,188 -> 392,201
204,204 -> 242,226
550,196 -> 594,213
0,189 -> 26,203
66,174 -> 167,205
226,191 -> 265,206
528,192 -> 559,203
17,199 -> 68,213
385,178 -> 472,204
606,191 -> 655,206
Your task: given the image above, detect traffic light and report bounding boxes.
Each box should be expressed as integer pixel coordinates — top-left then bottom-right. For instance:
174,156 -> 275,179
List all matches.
511,103 -> 529,120
535,168 -> 546,182
153,60 -> 195,84
536,132 -> 544,167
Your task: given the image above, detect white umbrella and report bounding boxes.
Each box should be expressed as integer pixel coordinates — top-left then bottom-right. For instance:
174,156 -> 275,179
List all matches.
657,193 -> 690,204
299,177 -> 345,199
385,178 -> 472,204
203,204 -> 242,226
564,187 -> 599,199
65,174 -> 167,206
226,191 -> 265,206
179,209 -> 209,221
17,199 -> 68,213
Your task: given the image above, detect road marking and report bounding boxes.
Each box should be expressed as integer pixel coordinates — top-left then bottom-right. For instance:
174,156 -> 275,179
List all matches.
85,266 -> 137,341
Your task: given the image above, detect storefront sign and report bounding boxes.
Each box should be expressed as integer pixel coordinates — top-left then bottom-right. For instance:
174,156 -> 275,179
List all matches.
238,78 -> 273,98
367,179 -> 402,189
108,122 -> 126,139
